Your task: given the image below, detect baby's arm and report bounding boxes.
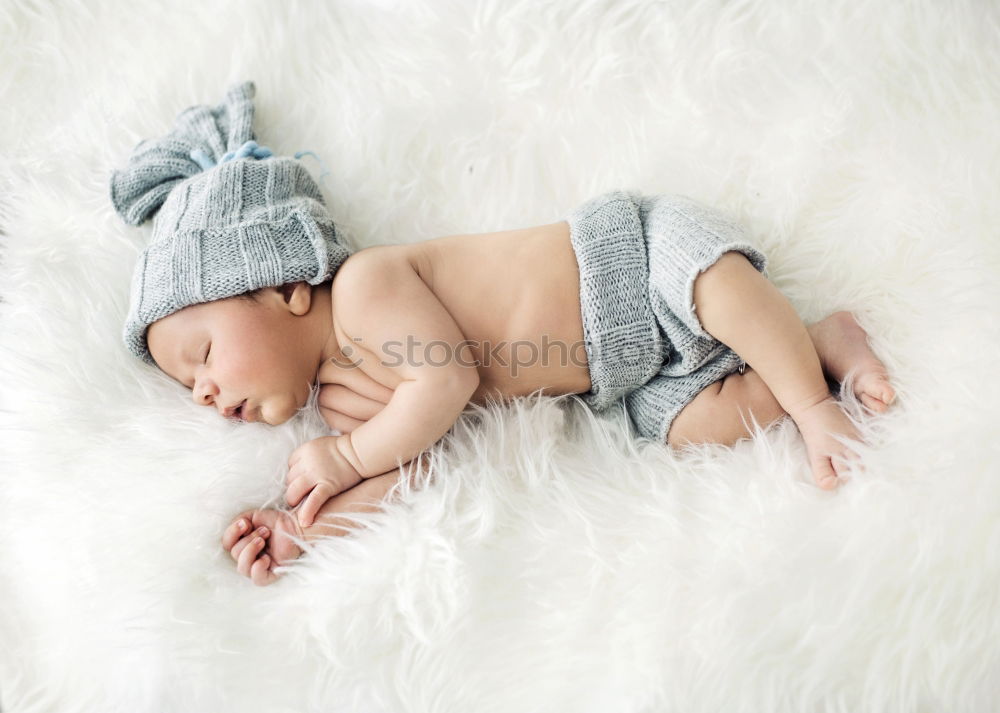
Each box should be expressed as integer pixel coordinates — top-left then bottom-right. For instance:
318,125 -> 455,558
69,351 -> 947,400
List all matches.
297,465 -> 408,542
285,249 -> 478,526
328,249 -> 479,478
225,459 -> 422,586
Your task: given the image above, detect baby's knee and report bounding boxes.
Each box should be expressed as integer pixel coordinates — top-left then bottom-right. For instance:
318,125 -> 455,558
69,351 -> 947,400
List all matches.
692,251 -> 758,299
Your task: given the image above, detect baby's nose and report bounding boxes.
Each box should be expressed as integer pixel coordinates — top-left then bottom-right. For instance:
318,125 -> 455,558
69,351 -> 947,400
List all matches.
193,382 -> 218,408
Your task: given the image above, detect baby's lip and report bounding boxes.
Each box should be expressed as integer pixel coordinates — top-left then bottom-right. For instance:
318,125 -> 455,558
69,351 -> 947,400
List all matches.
222,400 -> 246,420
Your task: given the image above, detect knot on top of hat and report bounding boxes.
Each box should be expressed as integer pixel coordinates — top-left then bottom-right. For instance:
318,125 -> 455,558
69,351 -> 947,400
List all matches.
109,81 -> 336,227
109,80 -> 259,226
189,139 -> 273,171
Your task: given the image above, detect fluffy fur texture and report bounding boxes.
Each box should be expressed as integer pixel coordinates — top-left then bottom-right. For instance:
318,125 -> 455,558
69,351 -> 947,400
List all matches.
2,1 -> 999,711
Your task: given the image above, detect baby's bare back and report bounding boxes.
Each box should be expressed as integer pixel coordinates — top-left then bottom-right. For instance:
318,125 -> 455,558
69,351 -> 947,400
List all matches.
318,220 -> 592,420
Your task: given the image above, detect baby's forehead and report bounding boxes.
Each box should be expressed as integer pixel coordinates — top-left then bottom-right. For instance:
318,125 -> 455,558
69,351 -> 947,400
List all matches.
149,305 -> 199,338
147,305 -> 208,356
155,297 -> 230,329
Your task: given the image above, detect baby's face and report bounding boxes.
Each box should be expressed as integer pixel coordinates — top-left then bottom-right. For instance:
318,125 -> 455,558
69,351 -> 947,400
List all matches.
146,288 -> 325,425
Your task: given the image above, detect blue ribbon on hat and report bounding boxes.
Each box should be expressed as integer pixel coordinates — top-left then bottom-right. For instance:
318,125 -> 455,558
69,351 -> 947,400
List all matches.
292,150 -> 332,184
188,140 -> 331,186
189,140 -> 273,170
111,82 -> 342,227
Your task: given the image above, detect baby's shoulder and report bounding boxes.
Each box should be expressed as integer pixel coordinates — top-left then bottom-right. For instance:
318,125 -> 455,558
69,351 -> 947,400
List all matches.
333,244 -> 418,286
330,243 -> 430,315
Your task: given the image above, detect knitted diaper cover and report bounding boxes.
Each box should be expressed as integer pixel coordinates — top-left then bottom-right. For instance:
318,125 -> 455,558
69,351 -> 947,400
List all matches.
565,190 -> 770,444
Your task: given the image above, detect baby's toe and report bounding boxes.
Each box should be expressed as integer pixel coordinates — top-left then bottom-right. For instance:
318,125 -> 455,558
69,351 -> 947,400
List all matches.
854,370 -> 896,410
860,393 -> 888,413
874,379 -> 896,406
873,377 -> 896,406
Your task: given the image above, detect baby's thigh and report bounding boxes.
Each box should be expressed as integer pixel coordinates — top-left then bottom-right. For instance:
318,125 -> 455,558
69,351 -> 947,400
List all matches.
665,367 -> 786,449
624,345 -> 749,446
665,381 -> 721,449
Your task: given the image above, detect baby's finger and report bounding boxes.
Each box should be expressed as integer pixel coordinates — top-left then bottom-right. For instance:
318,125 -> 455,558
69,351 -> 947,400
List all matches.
231,526 -> 270,563
237,534 -> 267,578
298,483 -> 334,529
833,449 -> 864,479
285,475 -> 313,508
251,555 -> 277,587
814,457 -> 840,491
222,517 -> 252,550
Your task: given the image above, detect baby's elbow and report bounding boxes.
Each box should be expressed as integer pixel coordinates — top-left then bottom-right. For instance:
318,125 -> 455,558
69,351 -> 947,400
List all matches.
419,354 -> 479,403
453,364 -> 480,399
453,343 -> 480,394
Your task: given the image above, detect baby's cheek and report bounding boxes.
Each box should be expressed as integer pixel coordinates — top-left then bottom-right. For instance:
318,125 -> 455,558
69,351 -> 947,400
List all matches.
231,350 -> 271,384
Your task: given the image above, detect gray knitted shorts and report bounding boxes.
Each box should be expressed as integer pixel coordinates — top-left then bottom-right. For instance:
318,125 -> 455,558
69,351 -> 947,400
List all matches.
565,191 -> 769,444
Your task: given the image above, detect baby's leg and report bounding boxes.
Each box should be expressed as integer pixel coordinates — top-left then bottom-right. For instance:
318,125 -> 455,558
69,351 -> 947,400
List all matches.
666,364 -> 781,449
666,310 -> 896,448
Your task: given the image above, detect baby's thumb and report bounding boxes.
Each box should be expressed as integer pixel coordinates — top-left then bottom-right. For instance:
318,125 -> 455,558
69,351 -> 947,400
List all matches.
814,457 -> 840,490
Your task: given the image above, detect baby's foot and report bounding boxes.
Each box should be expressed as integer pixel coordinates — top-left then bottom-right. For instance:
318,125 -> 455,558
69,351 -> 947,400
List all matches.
808,311 -> 896,414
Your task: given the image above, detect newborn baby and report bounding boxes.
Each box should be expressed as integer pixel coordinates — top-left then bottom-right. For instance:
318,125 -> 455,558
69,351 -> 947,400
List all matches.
112,82 -> 896,587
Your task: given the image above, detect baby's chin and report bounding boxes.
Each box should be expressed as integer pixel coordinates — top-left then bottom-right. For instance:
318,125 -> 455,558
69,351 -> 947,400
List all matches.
256,387 -> 314,426
260,398 -> 303,427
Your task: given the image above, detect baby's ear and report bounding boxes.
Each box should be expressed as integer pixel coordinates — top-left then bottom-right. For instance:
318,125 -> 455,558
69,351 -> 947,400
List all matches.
281,281 -> 314,315
278,283 -> 299,304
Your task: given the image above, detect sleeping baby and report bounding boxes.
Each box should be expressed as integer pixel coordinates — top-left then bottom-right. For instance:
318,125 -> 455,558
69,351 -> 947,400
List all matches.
111,81 -> 896,586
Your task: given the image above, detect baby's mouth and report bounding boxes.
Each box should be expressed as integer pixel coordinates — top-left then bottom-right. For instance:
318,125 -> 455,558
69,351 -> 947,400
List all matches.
224,399 -> 247,421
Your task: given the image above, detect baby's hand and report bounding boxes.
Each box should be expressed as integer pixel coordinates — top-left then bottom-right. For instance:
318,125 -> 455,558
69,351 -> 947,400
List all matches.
791,396 -> 865,491
285,436 -> 364,529
222,508 -> 305,586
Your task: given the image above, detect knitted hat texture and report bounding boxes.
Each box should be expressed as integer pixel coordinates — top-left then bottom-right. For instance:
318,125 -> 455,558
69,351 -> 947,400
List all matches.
109,80 -> 352,366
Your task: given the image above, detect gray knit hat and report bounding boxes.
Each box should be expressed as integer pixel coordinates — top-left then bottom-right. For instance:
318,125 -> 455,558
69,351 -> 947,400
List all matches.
110,80 -> 352,366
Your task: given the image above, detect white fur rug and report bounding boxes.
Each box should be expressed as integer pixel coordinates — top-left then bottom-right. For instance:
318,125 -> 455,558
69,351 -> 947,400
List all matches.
2,1 -> 999,711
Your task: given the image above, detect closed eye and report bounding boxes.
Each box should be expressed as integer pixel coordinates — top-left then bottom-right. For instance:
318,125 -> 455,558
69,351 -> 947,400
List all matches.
205,343 -> 211,364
